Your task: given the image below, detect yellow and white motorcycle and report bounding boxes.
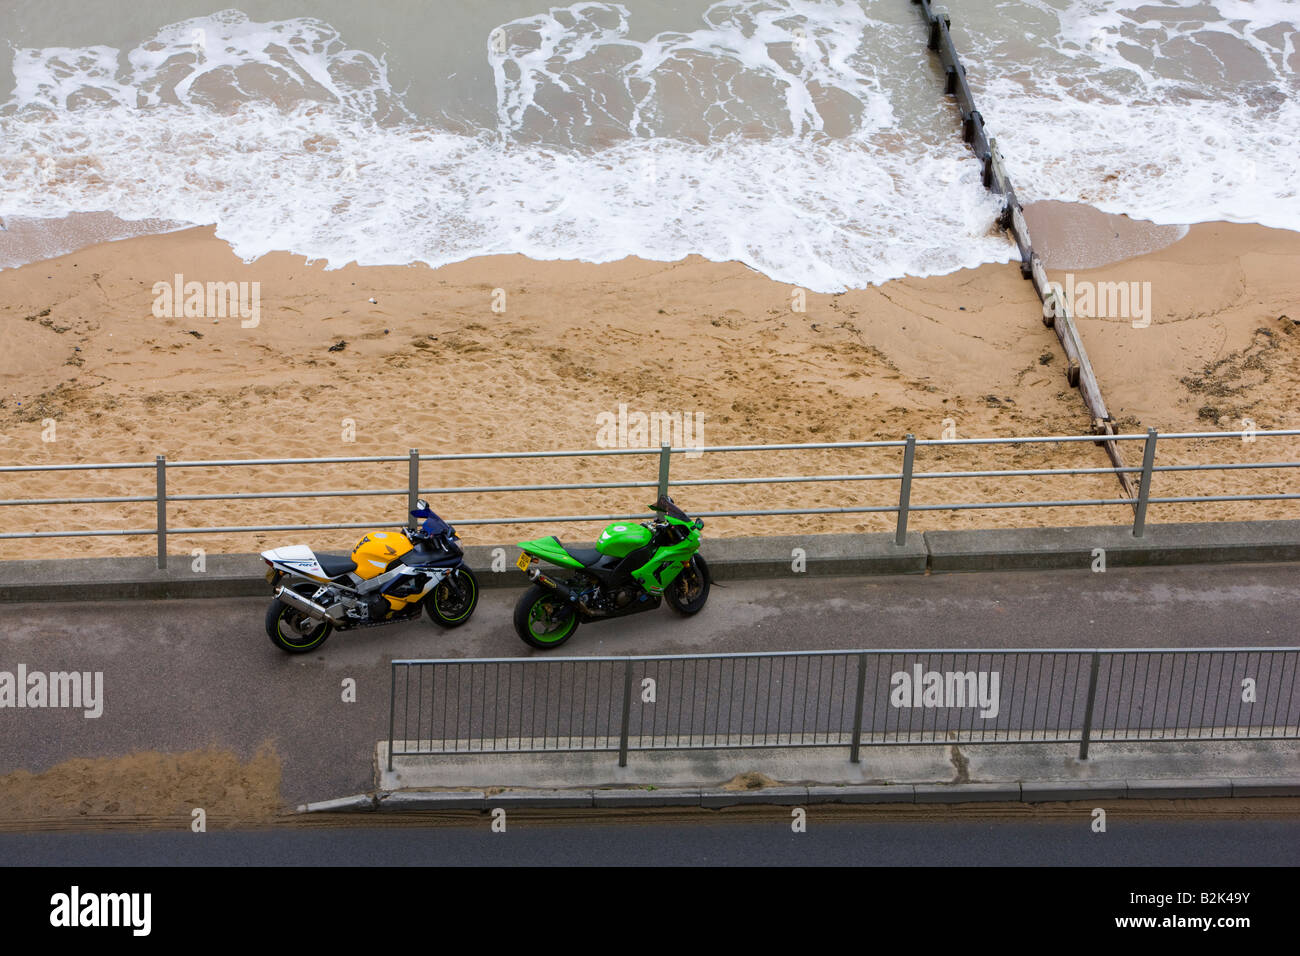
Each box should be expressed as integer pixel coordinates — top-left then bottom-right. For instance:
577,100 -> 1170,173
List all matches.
260,500 -> 478,653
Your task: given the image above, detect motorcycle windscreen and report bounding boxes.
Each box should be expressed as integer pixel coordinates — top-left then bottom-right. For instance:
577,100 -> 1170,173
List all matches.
420,513 -> 452,537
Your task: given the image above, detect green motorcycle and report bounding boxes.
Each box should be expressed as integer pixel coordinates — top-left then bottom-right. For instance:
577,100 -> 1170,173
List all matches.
512,495 -> 710,649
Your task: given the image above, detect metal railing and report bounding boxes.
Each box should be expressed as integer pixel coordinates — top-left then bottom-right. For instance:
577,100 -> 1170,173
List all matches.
387,647 -> 1300,768
1,429 -> 1297,568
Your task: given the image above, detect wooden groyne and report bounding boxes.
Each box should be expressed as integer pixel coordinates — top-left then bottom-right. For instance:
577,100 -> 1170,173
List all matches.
910,0 -> 1136,499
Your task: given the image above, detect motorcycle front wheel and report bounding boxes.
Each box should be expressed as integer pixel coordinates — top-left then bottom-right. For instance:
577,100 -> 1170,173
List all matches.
513,583 -> 579,650
265,587 -> 333,654
665,555 -> 711,616
425,566 -> 480,628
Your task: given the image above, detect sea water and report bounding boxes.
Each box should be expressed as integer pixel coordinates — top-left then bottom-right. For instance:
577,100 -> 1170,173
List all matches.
0,0 -> 1294,290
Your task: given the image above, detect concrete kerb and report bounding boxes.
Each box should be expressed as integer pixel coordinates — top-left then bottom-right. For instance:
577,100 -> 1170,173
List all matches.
805,784 -> 917,805
0,533 -> 923,603
594,788 -> 704,808
297,776 -> 1300,814
700,786 -> 809,808
4,520 -> 1298,603
296,793 -> 378,813
914,783 -> 1019,803
307,739 -> 1300,813
702,532 -> 926,580
1019,780 -> 1127,802
375,790 -> 487,811
1230,777 -> 1300,797
923,520 -> 1300,573
1123,778 -> 1233,800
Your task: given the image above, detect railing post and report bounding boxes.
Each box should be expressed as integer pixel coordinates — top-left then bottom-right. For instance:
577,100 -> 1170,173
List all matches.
850,652 -> 868,763
1131,428 -> 1157,537
618,659 -> 633,767
155,455 -> 167,570
895,434 -> 916,545
1078,651 -> 1101,760
407,448 -> 419,529
657,442 -> 671,499
387,663 -> 398,772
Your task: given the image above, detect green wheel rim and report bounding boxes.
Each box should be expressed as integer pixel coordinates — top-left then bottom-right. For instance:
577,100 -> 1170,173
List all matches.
528,599 -> 575,643
434,573 -> 476,622
277,608 -> 328,649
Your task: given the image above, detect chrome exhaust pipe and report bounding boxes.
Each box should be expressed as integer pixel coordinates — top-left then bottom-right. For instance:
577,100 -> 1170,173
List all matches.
277,586 -> 346,624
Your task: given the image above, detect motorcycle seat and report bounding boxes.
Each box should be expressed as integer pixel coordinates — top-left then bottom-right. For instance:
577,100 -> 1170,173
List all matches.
316,553 -> 358,577
560,545 -> 604,567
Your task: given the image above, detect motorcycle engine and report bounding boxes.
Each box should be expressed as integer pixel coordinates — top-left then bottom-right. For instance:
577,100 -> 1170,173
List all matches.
362,593 -> 390,621
610,586 -> 639,610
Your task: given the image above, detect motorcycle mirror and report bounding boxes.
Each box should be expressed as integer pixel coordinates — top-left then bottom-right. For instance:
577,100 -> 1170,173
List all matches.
416,498 -> 429,511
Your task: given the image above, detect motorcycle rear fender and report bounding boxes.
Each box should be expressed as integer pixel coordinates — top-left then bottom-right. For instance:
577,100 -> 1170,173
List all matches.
262,545 -> 330,582
517,536 -> 585,570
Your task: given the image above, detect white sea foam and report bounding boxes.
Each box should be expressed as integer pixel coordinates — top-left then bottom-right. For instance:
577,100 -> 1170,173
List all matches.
0,1 -> 1295,286
972,0 -> 1300,229
0,4 -> 1013,290
0,99 -> 1011,290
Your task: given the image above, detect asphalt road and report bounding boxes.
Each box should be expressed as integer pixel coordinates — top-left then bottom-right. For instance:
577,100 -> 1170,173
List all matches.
0,562 -> 1296,804
2,818 -> 1296,866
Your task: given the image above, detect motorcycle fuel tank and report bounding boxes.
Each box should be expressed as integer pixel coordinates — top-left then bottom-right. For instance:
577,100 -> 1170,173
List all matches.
350,531 -> 410,579
596,522 -> 652,558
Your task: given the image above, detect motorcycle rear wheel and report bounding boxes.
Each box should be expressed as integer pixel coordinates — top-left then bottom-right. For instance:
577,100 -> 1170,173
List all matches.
514,583 -> 579,650
265,588 -> 333,654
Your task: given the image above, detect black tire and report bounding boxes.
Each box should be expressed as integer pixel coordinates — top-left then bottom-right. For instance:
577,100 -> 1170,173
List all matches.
425,566 -> 480,628
265,587 -> 333,654
513,583 -> 580,650
665,554 -> 710,616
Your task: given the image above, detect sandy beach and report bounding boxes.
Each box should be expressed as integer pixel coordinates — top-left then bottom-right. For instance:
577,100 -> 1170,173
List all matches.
1,215 -> 1297,560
